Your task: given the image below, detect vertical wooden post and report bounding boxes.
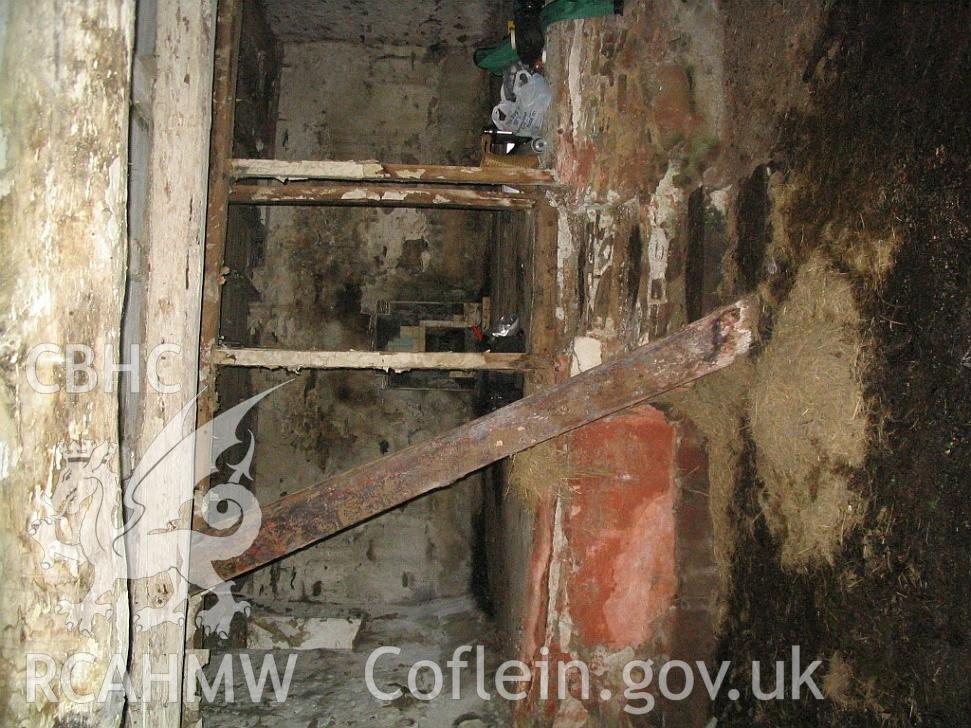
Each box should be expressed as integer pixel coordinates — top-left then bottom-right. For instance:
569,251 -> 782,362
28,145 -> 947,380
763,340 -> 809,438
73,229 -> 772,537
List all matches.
0,2 -> 134,725
507,199 -> 561,671
197,0 -> 243,448
527,201 -> 562,392
124,3 -> 217,726
187,0 -> 241,681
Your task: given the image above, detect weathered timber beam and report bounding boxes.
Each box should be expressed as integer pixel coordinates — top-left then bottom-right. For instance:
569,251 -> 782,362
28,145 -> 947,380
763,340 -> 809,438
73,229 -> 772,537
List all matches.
229,182 -> 535,210
196,0 -> 242,493
199,297 -> 758,581
213,347 -> 539,371
232,158 -> 557,187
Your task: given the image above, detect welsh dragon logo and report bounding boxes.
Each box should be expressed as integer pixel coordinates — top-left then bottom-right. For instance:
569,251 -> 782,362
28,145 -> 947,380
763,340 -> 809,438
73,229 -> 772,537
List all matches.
28,385 -> 284,637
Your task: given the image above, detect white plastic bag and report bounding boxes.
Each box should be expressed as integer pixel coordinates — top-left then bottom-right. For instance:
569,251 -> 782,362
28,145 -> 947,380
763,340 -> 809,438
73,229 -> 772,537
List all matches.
491,66 -> 552,139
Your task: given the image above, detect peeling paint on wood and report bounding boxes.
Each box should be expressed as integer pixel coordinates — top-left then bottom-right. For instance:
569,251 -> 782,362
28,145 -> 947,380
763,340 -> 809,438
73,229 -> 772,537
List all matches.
214,347 -> 539,372
0,1 -> 135,724
232,158 -> 557,186
124,2 -> 215,726
229,182 -> 536,210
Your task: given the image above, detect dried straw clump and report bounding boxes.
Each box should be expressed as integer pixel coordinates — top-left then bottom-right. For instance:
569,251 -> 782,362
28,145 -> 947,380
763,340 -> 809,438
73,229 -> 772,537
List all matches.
763,170 -> 900,288
823,651 -> 884,714
833,227 -> 899,285
506,435 -> 612,508
506,438 -> 573,509
749,254 -> 870,569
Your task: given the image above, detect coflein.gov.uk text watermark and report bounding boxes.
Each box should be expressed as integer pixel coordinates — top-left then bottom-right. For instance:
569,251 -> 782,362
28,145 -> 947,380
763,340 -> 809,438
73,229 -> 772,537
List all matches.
366,645 -> 824,715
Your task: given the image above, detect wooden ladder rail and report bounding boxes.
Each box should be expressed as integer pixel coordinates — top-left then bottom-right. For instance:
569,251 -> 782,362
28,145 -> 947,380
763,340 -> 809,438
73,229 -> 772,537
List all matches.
196,0 -> 243,494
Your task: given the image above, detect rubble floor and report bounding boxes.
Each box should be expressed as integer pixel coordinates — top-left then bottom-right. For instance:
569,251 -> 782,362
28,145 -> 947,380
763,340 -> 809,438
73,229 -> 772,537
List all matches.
200,596 -> 511,727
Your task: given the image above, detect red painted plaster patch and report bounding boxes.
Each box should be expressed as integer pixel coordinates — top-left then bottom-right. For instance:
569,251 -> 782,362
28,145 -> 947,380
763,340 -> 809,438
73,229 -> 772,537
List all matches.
562,405 -> 677,650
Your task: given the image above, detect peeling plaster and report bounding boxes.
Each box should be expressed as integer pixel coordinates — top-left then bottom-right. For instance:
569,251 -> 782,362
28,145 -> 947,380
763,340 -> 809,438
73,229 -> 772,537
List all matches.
396,168 -> 426,179
546,496 -> 573,654
569,336 -> 603,377
710,185 -> 733,216
567,23 -> 585,134
555,207 -> 575,322
643,163 -> 684,307
0,440 -> 10,480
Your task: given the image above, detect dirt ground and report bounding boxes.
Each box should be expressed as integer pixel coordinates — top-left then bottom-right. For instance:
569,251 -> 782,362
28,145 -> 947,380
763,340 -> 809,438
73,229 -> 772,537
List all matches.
714,2 -> 971,725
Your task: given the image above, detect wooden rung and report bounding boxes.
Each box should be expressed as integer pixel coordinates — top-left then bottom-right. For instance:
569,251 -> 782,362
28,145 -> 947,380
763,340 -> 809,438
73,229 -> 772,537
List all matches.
196,297 -> 758,582
213,347 -> 539,371
230,182 -> 535,210
232,158 -> 556,187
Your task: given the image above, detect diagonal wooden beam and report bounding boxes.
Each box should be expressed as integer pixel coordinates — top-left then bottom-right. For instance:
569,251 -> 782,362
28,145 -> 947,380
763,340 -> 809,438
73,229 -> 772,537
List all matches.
198,297 -> 758,581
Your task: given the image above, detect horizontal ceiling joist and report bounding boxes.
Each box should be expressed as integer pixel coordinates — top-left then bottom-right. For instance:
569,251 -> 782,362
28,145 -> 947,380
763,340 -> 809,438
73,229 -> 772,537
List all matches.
229,182 -> 536,210
196,297 -> 758,582
213,347 -> 539,371
232,158 -> 557,187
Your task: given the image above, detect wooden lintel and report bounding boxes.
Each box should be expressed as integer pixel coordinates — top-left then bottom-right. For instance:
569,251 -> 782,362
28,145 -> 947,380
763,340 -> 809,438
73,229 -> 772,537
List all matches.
229,183 -> 535,210
213,347 -> 539,371
232,158 -> 557,187
197,297 -> 759,582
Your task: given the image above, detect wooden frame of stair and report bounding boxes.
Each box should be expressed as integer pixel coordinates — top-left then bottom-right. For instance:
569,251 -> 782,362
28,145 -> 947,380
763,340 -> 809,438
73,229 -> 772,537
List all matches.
232,157 -> 557,186
197,0 -> 560,495
195,1 -> 759,587
197,0 -> 242,490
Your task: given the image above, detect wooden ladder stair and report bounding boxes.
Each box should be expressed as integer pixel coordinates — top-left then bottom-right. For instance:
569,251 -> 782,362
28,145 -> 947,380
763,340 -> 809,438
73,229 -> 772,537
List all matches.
193,0 -> 757,580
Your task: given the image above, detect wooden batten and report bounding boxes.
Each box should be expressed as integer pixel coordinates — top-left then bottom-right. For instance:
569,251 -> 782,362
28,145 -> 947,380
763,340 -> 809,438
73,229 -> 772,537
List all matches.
229,182 -> 536,210
232,157 -> 557,187
214,347 -> 539,371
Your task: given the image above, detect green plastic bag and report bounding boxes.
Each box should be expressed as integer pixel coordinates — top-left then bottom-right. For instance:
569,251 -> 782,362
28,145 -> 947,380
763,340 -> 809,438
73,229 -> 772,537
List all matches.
474,0 -> 618,75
